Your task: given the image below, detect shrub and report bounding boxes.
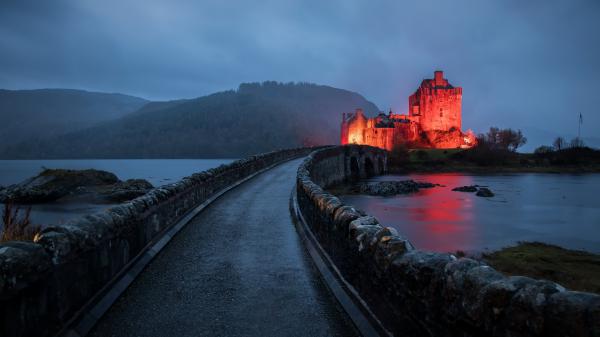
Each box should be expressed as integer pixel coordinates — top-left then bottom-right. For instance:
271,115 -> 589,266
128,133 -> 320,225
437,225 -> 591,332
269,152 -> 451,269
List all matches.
389,143 -> 410,167
415,150 -> 429,161
1,202 -> 41,242
455,137 -> 514,166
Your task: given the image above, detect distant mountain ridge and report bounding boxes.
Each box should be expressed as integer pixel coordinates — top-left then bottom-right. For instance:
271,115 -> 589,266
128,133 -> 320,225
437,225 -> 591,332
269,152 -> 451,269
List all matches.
0,82 -> 379,158
0,89 -> 148,150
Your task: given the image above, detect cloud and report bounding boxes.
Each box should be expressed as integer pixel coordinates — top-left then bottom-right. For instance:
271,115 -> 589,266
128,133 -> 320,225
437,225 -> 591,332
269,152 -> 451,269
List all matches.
1,0 -> 598,142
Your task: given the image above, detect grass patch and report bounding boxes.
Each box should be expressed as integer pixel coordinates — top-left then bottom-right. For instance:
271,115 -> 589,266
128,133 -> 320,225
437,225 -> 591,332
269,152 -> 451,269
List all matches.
388,147 -> 600,174
483,242 -> 600,294
409,148 -> 464,162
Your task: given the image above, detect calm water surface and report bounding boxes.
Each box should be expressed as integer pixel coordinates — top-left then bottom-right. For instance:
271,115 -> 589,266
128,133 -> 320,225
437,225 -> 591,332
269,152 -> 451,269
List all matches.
340,173 -> 600,253
0,159 -> 234,225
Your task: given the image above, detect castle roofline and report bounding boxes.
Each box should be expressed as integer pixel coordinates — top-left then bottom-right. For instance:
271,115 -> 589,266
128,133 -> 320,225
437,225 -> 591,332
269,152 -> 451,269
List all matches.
418,70 -> 457,89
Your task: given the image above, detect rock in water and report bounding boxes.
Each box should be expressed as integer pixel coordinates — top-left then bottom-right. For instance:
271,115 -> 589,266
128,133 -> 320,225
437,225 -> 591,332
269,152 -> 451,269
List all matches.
476,187 -> 494,197
452,185 -> 479,192
359,180 -> 436,196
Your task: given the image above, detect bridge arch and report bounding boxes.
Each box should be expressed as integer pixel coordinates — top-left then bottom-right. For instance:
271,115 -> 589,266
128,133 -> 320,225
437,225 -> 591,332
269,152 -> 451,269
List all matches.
378,157 -> 385,175
349,156 -> 360,181
364,157 -> 375,177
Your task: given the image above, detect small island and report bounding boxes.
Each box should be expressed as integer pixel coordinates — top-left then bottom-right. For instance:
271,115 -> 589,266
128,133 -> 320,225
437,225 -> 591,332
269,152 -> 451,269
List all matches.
0,168 -> 153,204
1,168 -> 154,243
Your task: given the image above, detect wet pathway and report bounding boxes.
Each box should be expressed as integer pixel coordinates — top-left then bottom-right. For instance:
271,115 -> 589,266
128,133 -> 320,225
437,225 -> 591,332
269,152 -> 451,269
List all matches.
90,158 -> 358,337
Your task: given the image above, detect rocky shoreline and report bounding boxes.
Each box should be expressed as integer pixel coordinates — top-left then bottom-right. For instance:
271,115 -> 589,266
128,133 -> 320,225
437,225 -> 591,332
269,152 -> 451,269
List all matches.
0,168 -> 153,204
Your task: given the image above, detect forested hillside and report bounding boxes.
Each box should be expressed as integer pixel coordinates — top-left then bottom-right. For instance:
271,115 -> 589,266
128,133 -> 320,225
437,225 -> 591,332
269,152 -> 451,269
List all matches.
1,82 -> 379,158
0,89 -> 147,151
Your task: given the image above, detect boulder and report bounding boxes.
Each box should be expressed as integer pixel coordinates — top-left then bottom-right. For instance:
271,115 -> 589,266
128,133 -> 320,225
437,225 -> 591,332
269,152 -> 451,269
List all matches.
452,185 -> 479,192
476,187 -> 495,197
359,180 -> 436,196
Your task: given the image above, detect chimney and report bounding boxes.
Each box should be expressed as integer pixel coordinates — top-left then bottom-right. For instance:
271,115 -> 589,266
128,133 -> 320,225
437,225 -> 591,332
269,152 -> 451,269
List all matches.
434,70 -> 444,85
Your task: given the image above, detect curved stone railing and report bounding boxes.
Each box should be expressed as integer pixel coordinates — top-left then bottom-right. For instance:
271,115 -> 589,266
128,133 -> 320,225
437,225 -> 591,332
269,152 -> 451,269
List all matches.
0,148 -> 311,337
295,145 -> 600,337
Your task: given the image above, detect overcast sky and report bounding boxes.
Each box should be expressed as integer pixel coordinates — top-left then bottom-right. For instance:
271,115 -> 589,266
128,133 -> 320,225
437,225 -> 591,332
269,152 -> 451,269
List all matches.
1,0 -> 599,143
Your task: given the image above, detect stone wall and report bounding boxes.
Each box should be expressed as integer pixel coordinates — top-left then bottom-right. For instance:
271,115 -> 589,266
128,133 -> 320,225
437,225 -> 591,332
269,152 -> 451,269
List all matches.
296,145 -> 600,337
0,148 -> 310,337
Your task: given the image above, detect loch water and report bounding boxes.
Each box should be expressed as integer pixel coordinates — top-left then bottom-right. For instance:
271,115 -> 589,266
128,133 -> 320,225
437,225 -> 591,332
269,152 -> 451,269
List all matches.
339,173 -> 600,254
0,159 -> 234,226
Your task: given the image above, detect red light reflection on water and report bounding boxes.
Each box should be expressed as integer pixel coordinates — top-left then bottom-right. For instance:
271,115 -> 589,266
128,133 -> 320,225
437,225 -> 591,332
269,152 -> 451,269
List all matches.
361,174 -> 481,253
413,174 -> 476,252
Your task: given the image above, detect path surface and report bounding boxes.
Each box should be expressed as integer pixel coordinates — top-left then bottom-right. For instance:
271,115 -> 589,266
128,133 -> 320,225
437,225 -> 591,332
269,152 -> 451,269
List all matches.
90,158 -> 358,337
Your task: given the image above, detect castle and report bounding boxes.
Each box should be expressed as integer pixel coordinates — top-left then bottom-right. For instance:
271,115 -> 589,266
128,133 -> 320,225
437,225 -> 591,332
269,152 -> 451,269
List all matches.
341,71 -> 476,150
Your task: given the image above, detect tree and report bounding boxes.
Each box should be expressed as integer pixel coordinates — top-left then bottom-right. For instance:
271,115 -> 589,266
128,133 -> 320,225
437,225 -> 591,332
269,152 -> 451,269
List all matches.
553,137 -> 565,151
484,127 -> 501,149
534,145 -> 554,155
481,127 -> 527,152
570,137 -> 585,148
502,129 -> 527,152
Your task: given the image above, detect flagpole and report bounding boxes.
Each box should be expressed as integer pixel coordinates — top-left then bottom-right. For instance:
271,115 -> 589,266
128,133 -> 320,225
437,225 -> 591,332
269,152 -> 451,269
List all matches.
578,113 -> 582,140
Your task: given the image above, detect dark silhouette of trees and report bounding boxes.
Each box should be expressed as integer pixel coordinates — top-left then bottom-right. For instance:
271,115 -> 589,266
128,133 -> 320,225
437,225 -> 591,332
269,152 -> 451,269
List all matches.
534,145 -> 554,155
480,127 -> 526,152
553,137 -> 565,151
570,137 -> 585,148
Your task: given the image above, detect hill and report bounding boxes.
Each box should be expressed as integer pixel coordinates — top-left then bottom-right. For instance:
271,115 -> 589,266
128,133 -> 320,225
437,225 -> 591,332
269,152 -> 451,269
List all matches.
0,89 -> 148,151
1,82 -> 379,158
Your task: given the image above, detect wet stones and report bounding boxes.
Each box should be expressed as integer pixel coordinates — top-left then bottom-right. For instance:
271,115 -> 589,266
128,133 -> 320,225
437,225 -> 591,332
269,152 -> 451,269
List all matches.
359,180 -> 436,196
452,185 -> 495,197
0,241 -> 52,296
475,187 -> 495,197
452,185 -> 479,192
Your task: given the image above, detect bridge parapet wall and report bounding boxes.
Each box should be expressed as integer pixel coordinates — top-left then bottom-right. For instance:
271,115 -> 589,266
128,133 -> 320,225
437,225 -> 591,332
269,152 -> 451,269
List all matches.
0,147 -> 311,337
296,145 -> 600,337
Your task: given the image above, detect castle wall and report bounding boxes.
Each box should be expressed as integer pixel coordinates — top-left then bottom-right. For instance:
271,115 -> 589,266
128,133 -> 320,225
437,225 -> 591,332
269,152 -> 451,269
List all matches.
343,109 -> 368,145
341,111 -> 422,150
340,71 -> 471,150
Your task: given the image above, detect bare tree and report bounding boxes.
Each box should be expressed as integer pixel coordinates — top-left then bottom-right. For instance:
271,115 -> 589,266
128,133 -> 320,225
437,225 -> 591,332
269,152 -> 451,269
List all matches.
570,137 -> 585,148
553,137 -> 565,151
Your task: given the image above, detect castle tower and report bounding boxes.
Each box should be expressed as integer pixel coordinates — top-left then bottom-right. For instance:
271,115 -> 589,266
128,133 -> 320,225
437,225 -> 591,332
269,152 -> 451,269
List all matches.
408,70 -> 462,132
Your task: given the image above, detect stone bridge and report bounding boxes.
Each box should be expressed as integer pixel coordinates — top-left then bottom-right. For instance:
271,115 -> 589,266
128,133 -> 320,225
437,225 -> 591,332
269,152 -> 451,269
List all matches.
0,146 -> 598,337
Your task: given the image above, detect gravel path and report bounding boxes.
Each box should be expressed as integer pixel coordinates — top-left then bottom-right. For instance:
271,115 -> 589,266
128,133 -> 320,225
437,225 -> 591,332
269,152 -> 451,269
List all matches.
90,158 -> 358,337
